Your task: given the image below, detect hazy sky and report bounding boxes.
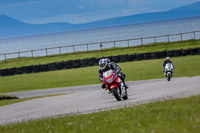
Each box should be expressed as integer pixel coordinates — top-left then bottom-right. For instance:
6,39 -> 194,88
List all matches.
0,0 -> 200,24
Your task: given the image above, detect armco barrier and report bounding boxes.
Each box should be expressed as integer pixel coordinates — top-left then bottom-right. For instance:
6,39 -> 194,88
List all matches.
120,55 -> 128,62
64,60 -> 72,69
1,47 -> 200,77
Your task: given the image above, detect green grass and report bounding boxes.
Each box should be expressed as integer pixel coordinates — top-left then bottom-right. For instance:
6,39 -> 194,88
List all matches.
0,39 -> 200,69
0,93 -> 66,107
0,55 -> 200,93
1,95 -> 200,133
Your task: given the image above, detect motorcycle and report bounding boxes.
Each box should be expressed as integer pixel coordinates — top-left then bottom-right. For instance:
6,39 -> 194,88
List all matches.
103,70 -> 128,101
164,63 -> 174,81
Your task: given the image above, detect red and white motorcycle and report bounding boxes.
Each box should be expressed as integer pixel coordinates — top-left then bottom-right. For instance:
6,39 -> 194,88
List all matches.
103,70 -> 128,101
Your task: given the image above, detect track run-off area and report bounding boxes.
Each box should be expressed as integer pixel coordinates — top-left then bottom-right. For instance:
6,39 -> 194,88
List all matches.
0,76 -> 200,125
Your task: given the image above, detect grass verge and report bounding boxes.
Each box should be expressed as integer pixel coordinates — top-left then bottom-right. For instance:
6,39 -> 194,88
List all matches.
0,93 -> 67,107
0,95 -> 200,133
0,39 -> 200,69
0,55 -> 199,93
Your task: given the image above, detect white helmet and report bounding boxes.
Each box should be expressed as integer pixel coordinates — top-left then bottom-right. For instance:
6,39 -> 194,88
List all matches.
166,57 -> 170,60
99,59 -> 107,70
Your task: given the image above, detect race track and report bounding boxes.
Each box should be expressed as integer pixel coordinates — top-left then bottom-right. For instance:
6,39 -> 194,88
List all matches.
0,76 -> 200,125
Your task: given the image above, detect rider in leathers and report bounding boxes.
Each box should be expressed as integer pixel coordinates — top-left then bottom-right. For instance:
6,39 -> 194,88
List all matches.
98,58 -> 128,89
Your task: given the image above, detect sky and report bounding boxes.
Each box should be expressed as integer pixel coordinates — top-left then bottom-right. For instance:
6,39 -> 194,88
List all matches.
0,0 -> 200,24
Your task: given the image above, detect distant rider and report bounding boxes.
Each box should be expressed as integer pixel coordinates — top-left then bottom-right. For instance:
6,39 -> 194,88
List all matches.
163,57 -> 174,73
98,58 -> 128,89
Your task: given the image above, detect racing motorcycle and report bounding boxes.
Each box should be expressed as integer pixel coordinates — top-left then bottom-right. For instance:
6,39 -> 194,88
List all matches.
103,70 -> 128,101
164,63 -> 174,81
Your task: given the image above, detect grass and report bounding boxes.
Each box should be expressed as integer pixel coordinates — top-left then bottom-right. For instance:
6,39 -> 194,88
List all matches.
0,39 -> 200,69
0,93 -> 66,107
0,95 -> 200,133
0,55 -> 200,93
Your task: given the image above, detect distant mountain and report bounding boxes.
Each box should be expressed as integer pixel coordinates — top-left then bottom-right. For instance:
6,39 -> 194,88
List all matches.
0,2 -> 200,39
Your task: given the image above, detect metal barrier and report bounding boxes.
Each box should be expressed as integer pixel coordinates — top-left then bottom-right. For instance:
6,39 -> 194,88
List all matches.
0,30 -> 200,63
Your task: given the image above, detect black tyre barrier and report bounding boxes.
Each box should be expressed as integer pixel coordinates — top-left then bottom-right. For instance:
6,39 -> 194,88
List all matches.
16,67 -> 24,74
80,59 -> 89,67
159,51 -> 167,58
33,65 -> 41,73
136,53 -> 144,60
128,54 -> 136,61
0,69 -> 8,76
182,49 -> 190,56
151,52 -> 159,59
190,48 -> 198,55
40,64 -> 49,72
105,56 -> 113,62
56,62 -> 64,70
7,67 -> 16,75
120,55 -> 128,62
88,58 -> 96,66
72,60 -> 81,68
143,53 -> 151,60
64,60 -> 72,69
24,66 -> 33,73
198,48 -> 200,55
96,58 -> 102,64
48,63 -> 57,71
167,50 -> 174,57
112,55 -> 120,63
174,49 -> 182,57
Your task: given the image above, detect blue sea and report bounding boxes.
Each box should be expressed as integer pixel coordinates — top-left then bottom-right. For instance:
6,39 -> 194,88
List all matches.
0,16 -> 200,60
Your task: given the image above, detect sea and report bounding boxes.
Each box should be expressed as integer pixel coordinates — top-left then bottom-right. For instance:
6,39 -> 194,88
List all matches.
0,16 -> 200,60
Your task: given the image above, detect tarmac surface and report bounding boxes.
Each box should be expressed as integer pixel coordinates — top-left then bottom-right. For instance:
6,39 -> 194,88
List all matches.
0,76 -> 200,125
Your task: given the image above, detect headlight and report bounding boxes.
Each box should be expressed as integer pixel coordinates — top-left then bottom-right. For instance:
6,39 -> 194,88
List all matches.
105,77 -> 113,83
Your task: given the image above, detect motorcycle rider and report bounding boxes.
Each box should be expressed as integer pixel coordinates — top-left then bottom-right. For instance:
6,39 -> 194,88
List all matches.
163,57 -> 174,74
98,58 -> 128,89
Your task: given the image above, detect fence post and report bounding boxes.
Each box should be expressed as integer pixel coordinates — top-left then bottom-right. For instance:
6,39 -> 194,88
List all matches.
141,38 -> 143,45
73,45 -> 75,53
86,44 -> 88,51
18,52 -> 20,61
154,37 -> 157,43
100,43 -> 103,50
59,47 -> 62,54
31,50 -> 34,58
193,32 -> 196,40
45,48 -> 48,56
127,40 -> 130,47
167,35 -> 170,42
180,33 -> 183,41
4,54 -> 6,63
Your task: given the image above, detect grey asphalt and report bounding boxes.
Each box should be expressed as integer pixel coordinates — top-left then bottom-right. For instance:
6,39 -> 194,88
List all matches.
0,76 -> 200,125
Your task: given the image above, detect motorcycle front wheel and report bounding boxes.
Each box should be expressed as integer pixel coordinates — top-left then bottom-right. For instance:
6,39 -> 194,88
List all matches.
112,87 -> 121,101
167,73 -> 171,81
